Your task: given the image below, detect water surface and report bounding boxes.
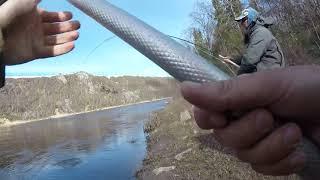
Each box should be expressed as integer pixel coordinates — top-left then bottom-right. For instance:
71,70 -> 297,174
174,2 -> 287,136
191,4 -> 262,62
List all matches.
0,99 -> 169,180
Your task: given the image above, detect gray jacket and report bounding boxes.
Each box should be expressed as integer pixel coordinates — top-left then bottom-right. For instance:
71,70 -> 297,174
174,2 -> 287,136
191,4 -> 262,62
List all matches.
237,17 -> 285,75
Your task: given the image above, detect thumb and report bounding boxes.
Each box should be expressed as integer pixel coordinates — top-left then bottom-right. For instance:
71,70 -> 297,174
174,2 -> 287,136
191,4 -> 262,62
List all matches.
0,0 -> 41,28
180,70 -> 289,112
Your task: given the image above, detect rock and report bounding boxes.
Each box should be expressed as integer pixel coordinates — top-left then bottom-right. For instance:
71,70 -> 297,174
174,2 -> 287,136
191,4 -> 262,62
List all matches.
175,148 -> 192,161
56,99 -> 73,113
180,110 -> 191,122
0,118 -> 9,124
88,82 -> 95,95
152,166 -> 176,175
128,139 -> 138,144
85,105 -> 91,112
76,71 -> 90,81
54,158 -> 82,168
55,108 -> 61,115
123,91 -> 139,102
56,75 -> 67,84
76,72 -> 95,94
64,99 -> 73,112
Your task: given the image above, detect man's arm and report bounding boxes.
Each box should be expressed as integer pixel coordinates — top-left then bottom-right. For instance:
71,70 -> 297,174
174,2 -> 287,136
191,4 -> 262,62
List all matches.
238,28 -> 272,74
243,28 -> 272,65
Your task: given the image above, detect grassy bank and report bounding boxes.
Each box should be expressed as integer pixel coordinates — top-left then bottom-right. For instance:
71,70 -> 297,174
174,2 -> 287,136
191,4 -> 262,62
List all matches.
137,98 -> 299,180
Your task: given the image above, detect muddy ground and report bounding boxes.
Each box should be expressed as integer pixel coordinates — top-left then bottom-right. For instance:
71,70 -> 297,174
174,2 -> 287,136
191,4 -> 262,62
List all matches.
137,98 -> 299,180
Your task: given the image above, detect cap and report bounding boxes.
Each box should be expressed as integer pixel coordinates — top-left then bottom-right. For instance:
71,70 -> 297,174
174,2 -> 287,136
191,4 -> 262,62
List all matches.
235,8 -> 250,21
235,7 -> 259,24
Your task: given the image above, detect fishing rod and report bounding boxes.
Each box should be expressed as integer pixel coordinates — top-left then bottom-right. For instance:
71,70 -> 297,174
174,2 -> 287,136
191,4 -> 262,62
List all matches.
168,35 -> 239,69
83,33 -> 238,74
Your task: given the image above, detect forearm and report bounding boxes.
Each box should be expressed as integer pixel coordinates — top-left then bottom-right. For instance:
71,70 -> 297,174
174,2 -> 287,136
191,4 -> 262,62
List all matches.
234,55 -> 257,75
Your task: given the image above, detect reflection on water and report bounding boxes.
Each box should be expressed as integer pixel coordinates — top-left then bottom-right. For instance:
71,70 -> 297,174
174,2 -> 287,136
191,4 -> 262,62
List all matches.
0,99 -> 169,180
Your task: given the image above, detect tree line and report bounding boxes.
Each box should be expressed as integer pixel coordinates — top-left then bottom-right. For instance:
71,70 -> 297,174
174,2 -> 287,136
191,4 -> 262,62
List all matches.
188,0 -> 320,72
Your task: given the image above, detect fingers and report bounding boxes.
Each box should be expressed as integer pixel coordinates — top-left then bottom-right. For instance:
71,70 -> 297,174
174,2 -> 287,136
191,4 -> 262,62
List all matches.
39,42 -> 75,58
181,66 -> 320,120
180,71 -> 289,112
39,10 -> 73,23
193,106 -> 305,175
43,20 -> 80,36
214,109 -> 274,149
193,107 -> 227,129
0,0 -> 40,27
44,31 -> 79,45
39,9 -> 79,58
237,123 -> 303,165
252,150 -> 306,176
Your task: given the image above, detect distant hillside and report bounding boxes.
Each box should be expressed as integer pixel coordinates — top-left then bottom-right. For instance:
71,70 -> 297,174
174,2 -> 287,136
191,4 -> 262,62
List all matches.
0,72 -> 180,122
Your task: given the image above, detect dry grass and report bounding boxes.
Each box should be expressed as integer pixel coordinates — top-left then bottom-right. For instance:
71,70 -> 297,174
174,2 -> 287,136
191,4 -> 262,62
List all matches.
137,98 -> 300,180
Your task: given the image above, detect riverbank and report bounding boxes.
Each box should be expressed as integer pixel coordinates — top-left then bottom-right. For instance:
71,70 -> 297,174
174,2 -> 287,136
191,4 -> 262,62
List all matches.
0,72 -> 179,123
137,98 -> 299,180
1,97 -> 171,127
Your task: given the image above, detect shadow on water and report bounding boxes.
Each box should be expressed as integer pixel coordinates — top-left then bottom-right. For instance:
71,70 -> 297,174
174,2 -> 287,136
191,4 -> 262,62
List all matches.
0,99 -> 169,180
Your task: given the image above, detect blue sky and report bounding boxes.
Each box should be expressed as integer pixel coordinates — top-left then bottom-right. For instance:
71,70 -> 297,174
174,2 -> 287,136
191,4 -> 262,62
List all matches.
7,0 -> 199,77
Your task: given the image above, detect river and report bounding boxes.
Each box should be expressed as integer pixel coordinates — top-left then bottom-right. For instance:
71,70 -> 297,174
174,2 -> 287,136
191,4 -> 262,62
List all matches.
0,99 -> 169,180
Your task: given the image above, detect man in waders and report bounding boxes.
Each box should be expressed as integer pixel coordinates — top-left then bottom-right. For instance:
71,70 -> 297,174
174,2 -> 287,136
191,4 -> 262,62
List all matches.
223,7 -> 286,75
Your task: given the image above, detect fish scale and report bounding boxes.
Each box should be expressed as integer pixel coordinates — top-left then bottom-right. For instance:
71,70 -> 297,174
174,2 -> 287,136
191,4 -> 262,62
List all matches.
66,0 -> 320,178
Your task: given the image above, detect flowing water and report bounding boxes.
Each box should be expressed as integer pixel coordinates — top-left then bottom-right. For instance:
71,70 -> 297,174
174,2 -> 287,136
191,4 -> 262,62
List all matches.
0,99 -> 169,180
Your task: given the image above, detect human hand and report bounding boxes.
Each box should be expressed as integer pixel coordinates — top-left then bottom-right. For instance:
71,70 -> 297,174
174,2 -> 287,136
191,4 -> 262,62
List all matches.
219,54 -> 240,68
0,0 -> 80,65
219,54 -> 231,62
180,65 -> 320,176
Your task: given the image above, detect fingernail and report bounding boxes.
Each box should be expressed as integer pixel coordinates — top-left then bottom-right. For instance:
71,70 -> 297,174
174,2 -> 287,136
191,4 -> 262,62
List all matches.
284,124 -> 301,147
290,151 -> 306,172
